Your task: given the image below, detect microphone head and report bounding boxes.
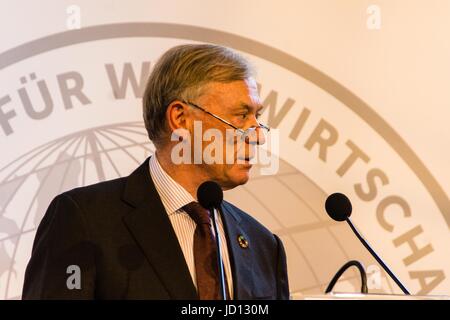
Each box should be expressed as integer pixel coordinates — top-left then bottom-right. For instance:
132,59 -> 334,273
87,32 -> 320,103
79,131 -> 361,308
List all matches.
325,193 -> 352,221
197,181 -> 223,209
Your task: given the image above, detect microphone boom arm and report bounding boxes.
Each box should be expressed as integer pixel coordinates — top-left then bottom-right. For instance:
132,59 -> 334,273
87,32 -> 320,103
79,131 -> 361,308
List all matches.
326,260 -> 368,294
211,207 -> 228,300
346,217 -> 410,295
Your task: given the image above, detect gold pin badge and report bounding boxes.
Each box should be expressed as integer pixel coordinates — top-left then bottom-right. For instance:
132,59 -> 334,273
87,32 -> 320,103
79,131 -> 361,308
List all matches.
237,235 -> 249,249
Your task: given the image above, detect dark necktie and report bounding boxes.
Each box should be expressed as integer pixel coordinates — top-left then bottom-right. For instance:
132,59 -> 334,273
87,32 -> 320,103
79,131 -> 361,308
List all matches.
183,201 -> 226,300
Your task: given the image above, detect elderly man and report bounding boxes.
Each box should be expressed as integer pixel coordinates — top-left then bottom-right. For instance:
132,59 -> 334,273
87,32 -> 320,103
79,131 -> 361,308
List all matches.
22,44 -> 290,300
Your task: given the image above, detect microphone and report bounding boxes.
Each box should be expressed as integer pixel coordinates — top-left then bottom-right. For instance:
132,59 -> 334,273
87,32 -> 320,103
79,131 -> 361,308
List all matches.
197,181 -> 227,300
325,192 -> 410,295
197,181 -> 223,209
326,260 -> 368,294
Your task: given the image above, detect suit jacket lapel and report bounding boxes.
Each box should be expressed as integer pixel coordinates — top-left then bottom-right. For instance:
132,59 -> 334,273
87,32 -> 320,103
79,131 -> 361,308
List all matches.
121,158 -> 197,299
220,202 -> 255,300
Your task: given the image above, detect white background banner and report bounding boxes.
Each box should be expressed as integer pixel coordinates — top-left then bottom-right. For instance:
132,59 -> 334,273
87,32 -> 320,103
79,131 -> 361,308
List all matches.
0,0 -> 449,299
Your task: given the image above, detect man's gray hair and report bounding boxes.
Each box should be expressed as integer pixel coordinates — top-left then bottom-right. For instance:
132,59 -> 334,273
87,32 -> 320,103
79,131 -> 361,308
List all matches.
143,43 -> 255,147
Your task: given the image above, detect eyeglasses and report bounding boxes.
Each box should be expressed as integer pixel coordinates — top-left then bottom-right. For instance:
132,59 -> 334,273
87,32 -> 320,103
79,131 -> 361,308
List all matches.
181,100 -> 270,142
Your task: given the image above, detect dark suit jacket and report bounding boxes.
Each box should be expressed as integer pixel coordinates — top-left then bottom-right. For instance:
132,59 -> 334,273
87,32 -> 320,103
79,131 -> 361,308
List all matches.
22,158 -> 289,299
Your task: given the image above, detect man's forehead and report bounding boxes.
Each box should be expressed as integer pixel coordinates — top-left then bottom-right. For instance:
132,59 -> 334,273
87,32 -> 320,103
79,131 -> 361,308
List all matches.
202,79 -> 261,107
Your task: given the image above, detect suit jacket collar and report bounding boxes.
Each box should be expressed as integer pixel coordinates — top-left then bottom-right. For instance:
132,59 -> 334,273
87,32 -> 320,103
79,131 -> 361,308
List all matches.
121,157 -> 198,299
121,157 -> 254,300
220,202 -> 254,299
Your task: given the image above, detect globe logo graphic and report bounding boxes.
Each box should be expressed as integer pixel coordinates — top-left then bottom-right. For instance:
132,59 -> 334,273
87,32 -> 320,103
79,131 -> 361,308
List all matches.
0,121 -> 392,299
226,158 -> 395,296
0,122 -> 153,299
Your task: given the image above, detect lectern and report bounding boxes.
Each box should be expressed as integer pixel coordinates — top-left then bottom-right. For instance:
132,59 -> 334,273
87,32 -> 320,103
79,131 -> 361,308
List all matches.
291,292 -> 450,300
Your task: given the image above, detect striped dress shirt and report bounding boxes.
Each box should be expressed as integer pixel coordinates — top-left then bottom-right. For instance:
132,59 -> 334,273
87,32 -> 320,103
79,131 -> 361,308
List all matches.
149,155 -> 234,298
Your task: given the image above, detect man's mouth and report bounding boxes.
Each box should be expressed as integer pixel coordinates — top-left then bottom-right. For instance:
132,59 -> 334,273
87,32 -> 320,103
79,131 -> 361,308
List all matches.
237,156 -> 254,165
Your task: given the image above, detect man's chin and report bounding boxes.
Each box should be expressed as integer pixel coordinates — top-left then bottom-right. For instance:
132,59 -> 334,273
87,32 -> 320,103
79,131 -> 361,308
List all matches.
222,168 -> 251,190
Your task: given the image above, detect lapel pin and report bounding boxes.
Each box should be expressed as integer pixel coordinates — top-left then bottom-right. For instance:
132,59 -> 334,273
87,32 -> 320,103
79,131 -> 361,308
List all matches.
237,235 -> 249,249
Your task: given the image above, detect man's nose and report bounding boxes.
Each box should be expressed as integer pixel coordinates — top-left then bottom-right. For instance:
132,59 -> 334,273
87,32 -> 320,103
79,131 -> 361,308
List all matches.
244,127 -> 266,145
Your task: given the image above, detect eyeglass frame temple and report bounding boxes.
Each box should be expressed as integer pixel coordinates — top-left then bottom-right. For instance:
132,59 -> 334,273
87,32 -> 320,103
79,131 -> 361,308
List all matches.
181,100 -> 270,134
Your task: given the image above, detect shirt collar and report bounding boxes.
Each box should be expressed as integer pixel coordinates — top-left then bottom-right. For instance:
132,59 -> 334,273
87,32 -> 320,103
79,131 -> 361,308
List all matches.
149,154 -> 195,215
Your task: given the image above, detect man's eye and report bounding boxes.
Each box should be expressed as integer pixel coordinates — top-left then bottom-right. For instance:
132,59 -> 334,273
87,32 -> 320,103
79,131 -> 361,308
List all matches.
256,113 -> 262,119
238,114 -> 248,119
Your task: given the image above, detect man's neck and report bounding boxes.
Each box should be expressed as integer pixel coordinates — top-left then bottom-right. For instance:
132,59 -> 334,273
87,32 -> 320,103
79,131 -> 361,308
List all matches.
154,149 -> 209,199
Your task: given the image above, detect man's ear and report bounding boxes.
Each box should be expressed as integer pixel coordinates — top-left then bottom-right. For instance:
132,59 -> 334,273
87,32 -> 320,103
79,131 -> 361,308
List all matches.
165,101 -> 189,131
